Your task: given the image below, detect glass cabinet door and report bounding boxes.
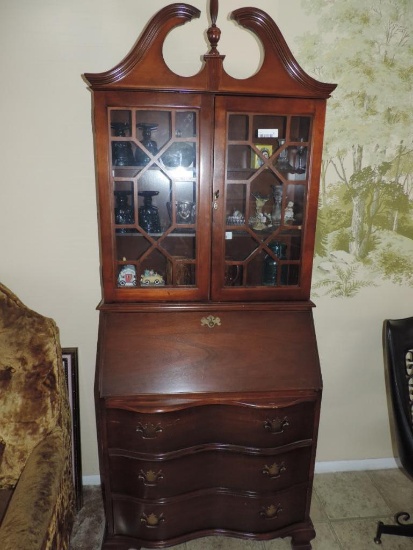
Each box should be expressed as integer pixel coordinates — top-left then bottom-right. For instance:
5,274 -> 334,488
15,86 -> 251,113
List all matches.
212,97 -> 319,301
104,94 -> 211,301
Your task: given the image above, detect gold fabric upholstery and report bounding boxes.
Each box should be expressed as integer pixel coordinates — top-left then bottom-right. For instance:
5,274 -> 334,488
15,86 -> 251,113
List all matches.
0,282 -> 75,549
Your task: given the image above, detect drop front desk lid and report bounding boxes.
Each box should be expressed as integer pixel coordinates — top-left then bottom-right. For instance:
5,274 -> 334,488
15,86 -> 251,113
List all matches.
97,308 -> 322,398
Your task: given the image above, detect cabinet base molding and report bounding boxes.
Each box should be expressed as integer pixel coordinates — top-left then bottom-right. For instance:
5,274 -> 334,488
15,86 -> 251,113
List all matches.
101,520 -> 316,549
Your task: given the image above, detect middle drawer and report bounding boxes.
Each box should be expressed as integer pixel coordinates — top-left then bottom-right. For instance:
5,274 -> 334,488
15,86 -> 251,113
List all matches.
108,444 -> 313,499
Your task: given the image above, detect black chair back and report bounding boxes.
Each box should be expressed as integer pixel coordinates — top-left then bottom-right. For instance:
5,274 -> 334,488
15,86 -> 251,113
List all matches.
384,317 -> 413,478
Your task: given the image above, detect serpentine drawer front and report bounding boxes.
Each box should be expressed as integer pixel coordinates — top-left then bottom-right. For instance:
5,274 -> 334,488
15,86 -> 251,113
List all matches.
108,443 -> 313,498
112,483 -> 309,541
105,401 -> 316,453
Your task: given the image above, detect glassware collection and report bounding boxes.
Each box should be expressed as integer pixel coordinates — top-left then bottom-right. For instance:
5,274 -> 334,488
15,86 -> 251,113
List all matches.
110,109 -> 309,289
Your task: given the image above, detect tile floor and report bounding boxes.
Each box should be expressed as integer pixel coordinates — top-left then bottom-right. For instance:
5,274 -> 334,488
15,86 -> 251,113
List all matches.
81,469 -> 413,549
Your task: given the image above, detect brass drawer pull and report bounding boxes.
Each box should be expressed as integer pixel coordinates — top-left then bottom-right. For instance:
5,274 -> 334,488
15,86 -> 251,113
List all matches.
140,512 -> 165,528
136,422 -> 163,439
138,469 -> 164,486
201,315 -> 221,328
262,461 -> 286,479
260,503 -> 283,520
263,417 -> 289,434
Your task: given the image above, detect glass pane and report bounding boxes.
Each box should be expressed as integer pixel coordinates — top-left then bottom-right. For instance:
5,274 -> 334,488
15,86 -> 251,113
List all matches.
226,184 -> 246,226
290,116 -> 311,142
110,107 -> 199,291
222,110 -> 311,292
249,171 -> 282,235
175,111 -> 197,138
228,114 -> 249,141
245,250 -> 267,286
116,234 -> 150,262
285,184 -> 306,226
114,182 -> 136,233
139,249 -> 167,287
161,143 -> 195,169
167,259 -> 196,286
252,115 -> 287,140
135,110 -> 171,166
273,143 -> 308,180
110,110 -> 135,168
278,229 -> 302,261
281,264 -> 300,286
161,232 -> 196,260
167,181 -> 197,226
227,145 -> 253,172
224,264 -> 243,286
225,231 -> 258,261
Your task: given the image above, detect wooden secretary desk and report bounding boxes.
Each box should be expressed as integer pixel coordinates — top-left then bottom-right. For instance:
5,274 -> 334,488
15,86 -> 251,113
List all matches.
84,2 -> 336,548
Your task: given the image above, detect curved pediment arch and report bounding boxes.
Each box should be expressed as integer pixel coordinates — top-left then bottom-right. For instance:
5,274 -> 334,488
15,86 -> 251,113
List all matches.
84,2 -> 336,98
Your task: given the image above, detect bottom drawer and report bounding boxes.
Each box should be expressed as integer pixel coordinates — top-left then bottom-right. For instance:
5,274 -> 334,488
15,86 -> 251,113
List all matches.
112,484 -> 309,542
109,445 -> 312,498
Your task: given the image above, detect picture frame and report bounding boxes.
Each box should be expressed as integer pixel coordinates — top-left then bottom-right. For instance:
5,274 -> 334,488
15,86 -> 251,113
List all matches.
252,144 -> 273,168
62,347 -> 83,511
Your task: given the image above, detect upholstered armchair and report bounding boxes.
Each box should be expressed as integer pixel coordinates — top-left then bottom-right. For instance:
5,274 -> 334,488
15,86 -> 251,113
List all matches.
0,282 -> 75,550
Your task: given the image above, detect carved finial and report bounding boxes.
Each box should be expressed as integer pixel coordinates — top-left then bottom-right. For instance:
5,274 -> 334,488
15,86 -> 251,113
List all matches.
210,0 -> 218,25
207,0 -> 221,55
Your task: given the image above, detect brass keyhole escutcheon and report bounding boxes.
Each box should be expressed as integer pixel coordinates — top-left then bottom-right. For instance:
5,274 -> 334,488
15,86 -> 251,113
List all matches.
201,315 -> 221,328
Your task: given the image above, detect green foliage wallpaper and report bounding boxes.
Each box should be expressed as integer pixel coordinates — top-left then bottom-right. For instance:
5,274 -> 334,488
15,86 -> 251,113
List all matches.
297,0 -> 413,297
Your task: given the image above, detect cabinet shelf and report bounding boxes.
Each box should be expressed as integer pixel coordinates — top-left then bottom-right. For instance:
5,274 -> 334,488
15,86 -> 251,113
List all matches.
115,231 -> 195,237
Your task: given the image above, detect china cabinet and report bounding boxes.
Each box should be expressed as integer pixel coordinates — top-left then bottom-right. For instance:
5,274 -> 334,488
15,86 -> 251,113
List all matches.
84,2 -> 336,549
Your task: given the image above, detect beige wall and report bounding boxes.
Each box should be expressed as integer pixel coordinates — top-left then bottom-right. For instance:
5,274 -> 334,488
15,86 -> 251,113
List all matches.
1,0 -> 411,476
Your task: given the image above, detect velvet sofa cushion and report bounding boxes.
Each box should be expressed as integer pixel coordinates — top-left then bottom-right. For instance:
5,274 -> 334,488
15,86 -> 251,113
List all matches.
0,283 -> 65,489
0,489 -> 12,526
0,430 -> 68,550
0,282 -> 75,548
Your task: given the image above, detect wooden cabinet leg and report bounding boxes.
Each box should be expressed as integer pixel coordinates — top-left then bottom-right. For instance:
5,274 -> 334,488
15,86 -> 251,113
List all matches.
291,527 -> 316,549
102,537 -> 141,549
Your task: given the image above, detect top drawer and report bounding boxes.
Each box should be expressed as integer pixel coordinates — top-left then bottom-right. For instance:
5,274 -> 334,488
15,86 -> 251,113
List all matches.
106,401 -> 317,453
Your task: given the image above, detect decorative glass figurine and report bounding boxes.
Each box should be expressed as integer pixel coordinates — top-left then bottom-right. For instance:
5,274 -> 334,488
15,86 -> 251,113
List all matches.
161,142 -> 195,168
271,185 -> 282,226
277,139 -> 289,164
284,201 -> 295,224
296,138 -> 306,174
275,138 -> 293,174
114,191 -> 134,233
135,123 -> 158,165
176,200 -> 196,224
263,241 -> 287,286
251,193 -> 270,231
138,191 -> 162,233
111,122 -> 135,166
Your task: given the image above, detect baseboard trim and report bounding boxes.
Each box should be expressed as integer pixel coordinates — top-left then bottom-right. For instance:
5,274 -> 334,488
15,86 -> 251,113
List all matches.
82,459 -> 399,486
315,458 -> 398,473
82,475 -> 101,486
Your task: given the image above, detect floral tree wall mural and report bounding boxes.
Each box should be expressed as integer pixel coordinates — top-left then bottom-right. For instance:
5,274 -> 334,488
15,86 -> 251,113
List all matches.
297,0 -> 413,297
